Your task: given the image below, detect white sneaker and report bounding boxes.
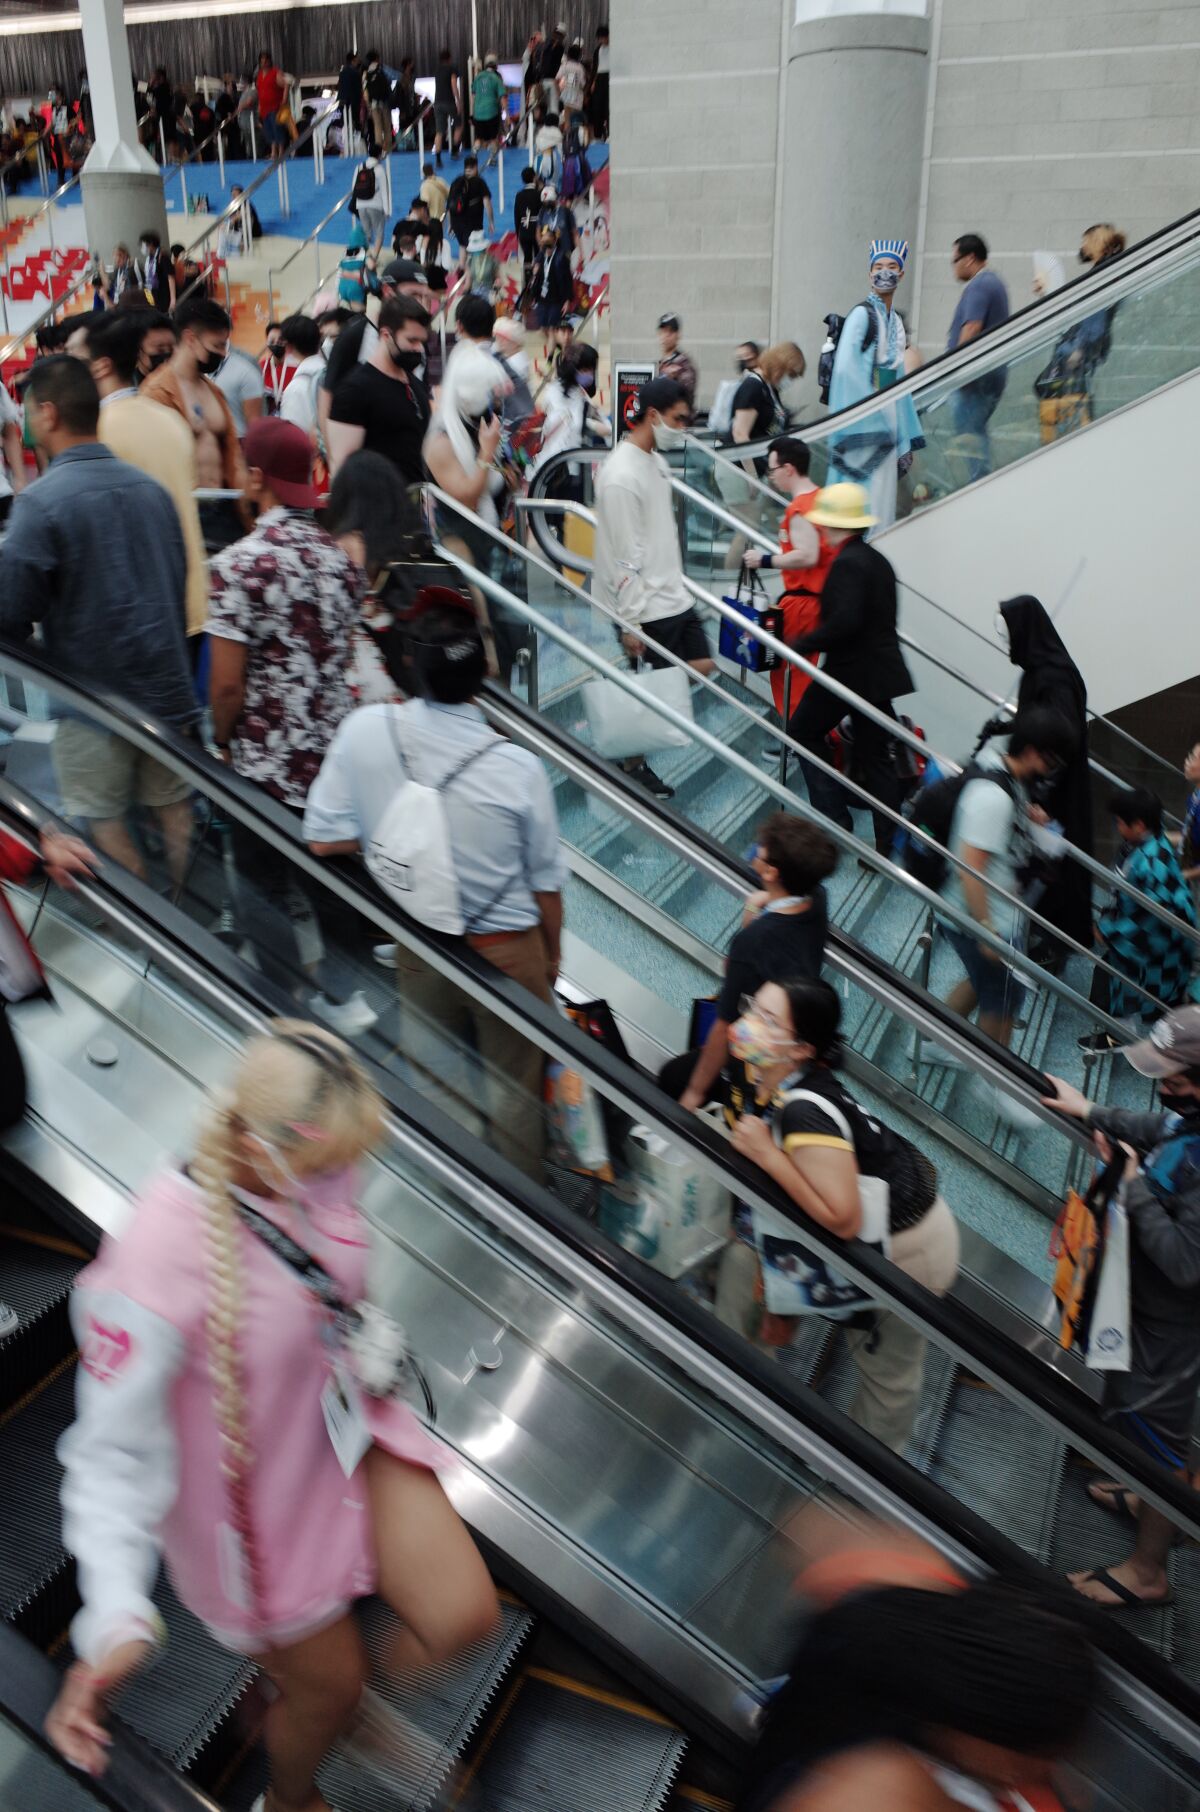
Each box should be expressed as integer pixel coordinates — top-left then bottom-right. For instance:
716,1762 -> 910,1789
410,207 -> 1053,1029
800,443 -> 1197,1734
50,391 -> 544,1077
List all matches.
919,1038 -> 966,1069
971,1077 -> 1040,1134
373,943 -> 397,968
311,990 -> 378,1037
0,1302 -> 17,1340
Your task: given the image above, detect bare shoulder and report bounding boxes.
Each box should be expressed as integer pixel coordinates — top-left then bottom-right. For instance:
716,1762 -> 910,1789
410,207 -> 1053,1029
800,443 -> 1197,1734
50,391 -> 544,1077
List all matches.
770,1744 -> 951,1812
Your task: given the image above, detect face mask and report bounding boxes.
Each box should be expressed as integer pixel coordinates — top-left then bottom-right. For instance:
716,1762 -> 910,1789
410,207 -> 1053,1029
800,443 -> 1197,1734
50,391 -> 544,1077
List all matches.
994,611 -> 1009,652
140,242 -> 152,257
1078,250 -> 1091,265
246,1133 -> 359,1221
737,356 -> 754,372
144,347 -> 172,372
652,418 -> 685,452
729,1014 -> 792,1072
388,339 -> 423,373
267,342 -> 283,360
578,371 -> 596,393
197,347 -> 225,377
870,266 -> 900,295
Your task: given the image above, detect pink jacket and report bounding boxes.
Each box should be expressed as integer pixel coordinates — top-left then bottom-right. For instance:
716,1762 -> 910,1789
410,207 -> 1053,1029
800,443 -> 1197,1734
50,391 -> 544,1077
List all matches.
60,1167 -> 448,1663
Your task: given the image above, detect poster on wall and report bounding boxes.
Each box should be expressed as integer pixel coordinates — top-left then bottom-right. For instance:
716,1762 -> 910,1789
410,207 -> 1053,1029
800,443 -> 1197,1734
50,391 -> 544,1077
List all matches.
613,362 -> 656,444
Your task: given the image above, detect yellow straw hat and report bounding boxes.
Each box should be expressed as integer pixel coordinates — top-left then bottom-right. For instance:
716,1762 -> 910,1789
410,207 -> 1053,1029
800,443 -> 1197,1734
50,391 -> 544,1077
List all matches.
806,482 -> 878,531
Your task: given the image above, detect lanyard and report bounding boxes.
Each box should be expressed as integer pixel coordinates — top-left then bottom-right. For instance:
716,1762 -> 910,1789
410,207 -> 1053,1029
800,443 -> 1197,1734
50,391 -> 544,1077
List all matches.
763,895 -> 809,913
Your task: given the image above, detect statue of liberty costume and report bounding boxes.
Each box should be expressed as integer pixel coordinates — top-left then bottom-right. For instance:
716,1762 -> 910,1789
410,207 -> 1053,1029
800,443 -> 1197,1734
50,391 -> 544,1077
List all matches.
827,238 -> 923,530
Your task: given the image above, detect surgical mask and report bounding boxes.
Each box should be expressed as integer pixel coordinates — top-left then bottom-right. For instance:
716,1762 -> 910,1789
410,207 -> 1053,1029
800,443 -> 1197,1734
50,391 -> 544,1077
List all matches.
729,1013 -> 792,1072
870,265 -> 900,295
652,418 -> 685,452
245,1133 -> 359,1223
578,370 -> 596,393
139,241 -> 152,257
387,338 -> 423,373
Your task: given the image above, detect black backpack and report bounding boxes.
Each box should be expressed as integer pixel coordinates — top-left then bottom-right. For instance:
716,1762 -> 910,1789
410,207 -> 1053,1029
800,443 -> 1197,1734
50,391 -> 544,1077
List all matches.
900,758 -> 1016,894
817,306 -> 879,406
353,163 -> 377,202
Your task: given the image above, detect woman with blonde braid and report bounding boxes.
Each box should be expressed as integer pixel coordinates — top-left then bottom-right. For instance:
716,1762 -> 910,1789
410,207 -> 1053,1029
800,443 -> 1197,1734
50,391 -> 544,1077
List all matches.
47,1021 -> 498,1812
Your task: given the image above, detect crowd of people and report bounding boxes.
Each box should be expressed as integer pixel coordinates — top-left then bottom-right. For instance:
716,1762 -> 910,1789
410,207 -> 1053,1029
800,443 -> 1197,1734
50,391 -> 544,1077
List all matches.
0,62 -> 1189,1809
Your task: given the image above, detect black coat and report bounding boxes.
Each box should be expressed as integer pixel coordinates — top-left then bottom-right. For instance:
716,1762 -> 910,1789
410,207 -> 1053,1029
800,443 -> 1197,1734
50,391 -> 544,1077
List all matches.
795,535 -> 913,702
1000,593 -> 1093,946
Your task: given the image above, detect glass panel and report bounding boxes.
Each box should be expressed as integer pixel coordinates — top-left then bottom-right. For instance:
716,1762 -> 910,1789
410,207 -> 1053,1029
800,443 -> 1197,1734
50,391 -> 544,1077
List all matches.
0,1709 -> 110,1809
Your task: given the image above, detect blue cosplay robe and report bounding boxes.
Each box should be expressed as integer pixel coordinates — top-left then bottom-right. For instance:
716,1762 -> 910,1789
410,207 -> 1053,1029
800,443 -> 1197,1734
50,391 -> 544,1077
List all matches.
826,295 -> 923,529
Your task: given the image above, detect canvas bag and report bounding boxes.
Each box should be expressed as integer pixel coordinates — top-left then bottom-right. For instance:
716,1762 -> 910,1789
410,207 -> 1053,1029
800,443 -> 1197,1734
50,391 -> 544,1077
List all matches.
582,662 -> 695,761
752,1089 -> 891,1319
363,707 -> 506,935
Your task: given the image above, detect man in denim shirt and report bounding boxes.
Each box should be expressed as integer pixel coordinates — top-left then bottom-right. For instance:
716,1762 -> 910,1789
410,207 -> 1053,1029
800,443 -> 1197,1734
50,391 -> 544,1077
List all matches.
0,356 -> 197,886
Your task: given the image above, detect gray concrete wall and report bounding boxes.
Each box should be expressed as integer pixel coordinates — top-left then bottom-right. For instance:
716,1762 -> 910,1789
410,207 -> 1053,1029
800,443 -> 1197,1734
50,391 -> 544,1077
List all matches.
607,0 -> 785,407
914,0 -> 1200,353
778,11 -> 931,407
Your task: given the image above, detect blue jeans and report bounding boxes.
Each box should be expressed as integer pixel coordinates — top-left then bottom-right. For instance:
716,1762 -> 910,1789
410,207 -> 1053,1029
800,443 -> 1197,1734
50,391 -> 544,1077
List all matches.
951,383 -> 1002,483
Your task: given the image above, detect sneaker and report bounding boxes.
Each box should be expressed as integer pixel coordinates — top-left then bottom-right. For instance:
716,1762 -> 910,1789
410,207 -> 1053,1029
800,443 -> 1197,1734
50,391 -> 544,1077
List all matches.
622,759 -> 675,800
311,990 -> 378,1037
0,1302 -> 17,1340
919,1038 -> 966,1070
759,740 -> 782,770
1078,1030 -> 1120,1054
373,943 -> 397,968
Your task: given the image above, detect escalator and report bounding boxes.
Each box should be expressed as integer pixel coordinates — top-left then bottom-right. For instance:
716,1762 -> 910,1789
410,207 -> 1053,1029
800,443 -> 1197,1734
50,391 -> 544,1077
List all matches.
3,659 -> 1200,1811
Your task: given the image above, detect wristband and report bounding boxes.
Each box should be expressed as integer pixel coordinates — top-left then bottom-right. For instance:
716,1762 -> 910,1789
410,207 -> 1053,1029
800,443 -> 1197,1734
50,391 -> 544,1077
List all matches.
760,551 -> 773,569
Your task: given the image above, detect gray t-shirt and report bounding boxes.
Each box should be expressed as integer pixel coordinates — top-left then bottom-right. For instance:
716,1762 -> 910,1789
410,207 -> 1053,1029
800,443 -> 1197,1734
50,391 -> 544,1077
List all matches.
212,347 -> 265,437
947,267 -> 1010,351
942,743 -> 1030,943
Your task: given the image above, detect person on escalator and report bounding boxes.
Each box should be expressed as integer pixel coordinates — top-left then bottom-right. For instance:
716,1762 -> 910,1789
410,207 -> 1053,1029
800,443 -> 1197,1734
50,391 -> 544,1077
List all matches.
660,814 -> 836,1110
1043,1006 -> 1200,1612
996,596 -> 1093,966
720,977 -> 961,1453
592,376 -> 716,799
46,1020 -> 499,1809
743,436 -> 838,728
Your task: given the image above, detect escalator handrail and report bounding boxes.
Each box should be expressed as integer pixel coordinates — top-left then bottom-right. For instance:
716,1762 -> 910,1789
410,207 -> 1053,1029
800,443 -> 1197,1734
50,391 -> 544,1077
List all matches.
7,684 -> 1200,1551
527,446 -> 1189,835
477,677 -> 1086,1123
0,1622 -> 222,1811
428,504 -> 1166,1027
12,804 -> 1200,1760
519,469 -> 1199,957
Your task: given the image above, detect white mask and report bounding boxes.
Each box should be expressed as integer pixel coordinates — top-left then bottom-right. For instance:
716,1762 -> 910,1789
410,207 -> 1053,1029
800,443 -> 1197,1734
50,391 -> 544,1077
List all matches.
653,418 -> 685,452
994,611 -> 1010,652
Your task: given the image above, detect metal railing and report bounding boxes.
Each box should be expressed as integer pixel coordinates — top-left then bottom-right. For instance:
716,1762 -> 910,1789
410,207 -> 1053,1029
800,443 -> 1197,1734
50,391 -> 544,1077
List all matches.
266,180 -> 356,319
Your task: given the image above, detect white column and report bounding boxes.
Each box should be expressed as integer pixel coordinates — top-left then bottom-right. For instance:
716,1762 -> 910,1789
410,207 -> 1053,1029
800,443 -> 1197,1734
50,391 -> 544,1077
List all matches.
79,0 -> 167,255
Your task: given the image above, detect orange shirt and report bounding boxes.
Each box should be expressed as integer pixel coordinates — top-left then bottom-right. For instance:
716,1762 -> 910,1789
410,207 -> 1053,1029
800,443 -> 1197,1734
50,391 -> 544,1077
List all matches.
771,489 -> 838,718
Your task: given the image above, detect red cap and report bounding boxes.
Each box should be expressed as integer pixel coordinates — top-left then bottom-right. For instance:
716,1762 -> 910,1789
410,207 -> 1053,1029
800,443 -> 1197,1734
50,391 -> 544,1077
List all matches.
243,417 -> 319,509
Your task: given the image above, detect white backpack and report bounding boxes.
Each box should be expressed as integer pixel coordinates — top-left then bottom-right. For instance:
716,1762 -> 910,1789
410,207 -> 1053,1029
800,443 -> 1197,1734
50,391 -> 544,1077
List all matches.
363,708 -> 506,936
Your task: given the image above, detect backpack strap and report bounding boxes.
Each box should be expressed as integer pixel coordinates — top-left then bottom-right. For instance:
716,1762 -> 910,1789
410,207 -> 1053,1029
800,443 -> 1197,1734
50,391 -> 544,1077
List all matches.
773,1087 -> 855,1149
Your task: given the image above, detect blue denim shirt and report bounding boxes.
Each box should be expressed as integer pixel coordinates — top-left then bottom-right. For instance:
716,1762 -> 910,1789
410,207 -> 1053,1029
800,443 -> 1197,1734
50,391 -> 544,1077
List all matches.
0,443 -> 197,725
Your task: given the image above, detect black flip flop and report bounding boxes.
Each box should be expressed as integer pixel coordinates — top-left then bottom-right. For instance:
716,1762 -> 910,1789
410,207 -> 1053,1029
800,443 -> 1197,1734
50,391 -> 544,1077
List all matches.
1071,1567 -> 1171,1611
1088,1481 -> 1139,1524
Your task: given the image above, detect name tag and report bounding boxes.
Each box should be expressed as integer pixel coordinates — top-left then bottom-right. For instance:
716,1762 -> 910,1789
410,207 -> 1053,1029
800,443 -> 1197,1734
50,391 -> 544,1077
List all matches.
321,1360 -> 372,1479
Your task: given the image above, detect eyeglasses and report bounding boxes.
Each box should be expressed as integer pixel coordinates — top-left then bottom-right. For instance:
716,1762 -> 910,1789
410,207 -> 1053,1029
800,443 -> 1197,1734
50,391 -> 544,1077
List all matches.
738,995 -> 789,1035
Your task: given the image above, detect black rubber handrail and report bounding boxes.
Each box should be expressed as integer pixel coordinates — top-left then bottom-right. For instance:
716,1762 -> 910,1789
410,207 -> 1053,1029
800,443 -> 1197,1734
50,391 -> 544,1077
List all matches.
9,802 -> 1200,1759
3,653 -> 1200,1550
478,679 -> 1063,1113
0,1623 -> 221,1811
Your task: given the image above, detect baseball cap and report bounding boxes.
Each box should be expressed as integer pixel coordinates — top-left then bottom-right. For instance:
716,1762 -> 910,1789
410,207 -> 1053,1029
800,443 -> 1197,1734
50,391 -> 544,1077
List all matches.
381,257 -> 427,288
657,312 -> 681,331
243,418 -> 319,509
1123,1006 -> 1200,1077
629,375 -> 687,422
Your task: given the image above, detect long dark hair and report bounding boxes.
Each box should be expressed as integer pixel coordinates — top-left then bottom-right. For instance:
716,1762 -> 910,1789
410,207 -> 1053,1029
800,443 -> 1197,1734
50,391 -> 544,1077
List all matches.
738,1580 -> 1096,1812
778,977 -> 843,1069
324,449 -> 421,570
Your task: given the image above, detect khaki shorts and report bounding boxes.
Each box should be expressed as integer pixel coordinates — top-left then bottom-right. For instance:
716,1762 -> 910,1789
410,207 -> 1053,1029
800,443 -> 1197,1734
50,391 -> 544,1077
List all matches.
53,719 -> 192,821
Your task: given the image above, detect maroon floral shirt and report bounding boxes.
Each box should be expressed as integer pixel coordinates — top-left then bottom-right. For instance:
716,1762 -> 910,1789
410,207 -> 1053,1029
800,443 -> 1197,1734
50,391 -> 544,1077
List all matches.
206,508 -> 366,807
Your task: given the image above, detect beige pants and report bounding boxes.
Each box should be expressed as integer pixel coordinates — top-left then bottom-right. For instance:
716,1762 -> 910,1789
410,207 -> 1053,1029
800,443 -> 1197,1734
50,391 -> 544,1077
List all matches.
715,1196 -> 961,1454
395,926 -> 554,1182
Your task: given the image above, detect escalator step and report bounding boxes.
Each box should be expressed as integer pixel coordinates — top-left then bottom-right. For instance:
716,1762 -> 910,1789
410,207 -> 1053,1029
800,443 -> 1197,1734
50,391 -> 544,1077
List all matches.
0,1235 -> 82,1413
317,1594 -> 536,1811
466,1668 -> 686,1812
809,1328 -> 956,1475
928,1380 -> 1065,1566
1048,1457 -> 1176,1663
0,1364 -> 75,1632
113,1580 -> 257,1774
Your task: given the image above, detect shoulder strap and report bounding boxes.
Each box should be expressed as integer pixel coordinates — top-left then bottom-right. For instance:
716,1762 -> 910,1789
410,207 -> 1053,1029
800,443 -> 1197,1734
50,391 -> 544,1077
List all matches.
232,1195 -> 349,1317
962,757 -> 1016,800
774,1086 -> 855,1147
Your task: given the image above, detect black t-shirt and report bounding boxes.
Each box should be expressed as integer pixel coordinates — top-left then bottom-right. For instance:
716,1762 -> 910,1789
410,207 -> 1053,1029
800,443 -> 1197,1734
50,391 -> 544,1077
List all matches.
449,174 -> 491,235
514,185 -> 540,241
328,363 -> 431,485
320,314 -> 370,397
730,371 -> 783,442
715,893 -> 828,1023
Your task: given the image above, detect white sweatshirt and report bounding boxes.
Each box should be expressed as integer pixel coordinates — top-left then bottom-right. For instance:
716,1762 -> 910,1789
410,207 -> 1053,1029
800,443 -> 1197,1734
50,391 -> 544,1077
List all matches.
593,438 -> 692,628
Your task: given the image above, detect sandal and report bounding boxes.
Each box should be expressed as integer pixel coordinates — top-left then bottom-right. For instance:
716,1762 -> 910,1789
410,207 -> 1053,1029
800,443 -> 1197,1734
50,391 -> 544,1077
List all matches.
1087,1481 -> 1140,1524
1069,1566 -> 1171,1611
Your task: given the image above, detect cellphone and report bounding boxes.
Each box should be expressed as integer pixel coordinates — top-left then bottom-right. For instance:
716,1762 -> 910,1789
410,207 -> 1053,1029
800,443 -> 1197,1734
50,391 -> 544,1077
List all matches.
481,407 -> 495,425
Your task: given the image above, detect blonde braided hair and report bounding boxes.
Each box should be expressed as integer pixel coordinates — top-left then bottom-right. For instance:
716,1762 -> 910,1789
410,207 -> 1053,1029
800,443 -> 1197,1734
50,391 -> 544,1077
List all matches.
190,1020 -> 384,1635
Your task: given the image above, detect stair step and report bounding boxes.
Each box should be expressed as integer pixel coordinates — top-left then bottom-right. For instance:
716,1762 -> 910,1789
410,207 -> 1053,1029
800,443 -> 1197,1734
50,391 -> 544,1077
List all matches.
929,1377 -> 1065,1566
1048,1455 -> 1175,1664
467,1667 -> 686,1812
317,1595 -> 537,1811
114,1582 -> 258,1778
0,1362 -> 75,1640
0,1233 -> 83,1413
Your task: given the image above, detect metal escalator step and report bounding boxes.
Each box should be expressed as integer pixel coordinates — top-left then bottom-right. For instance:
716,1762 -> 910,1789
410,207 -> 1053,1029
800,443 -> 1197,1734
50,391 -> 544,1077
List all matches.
928,1378 -> 1065,1566
113,1580 -> 257,1773
0,1235 -> 82,1413
0,1363 -> 75,1630
467,1669 -> 686,1812
317,1594 -> 536,1812
809,1327 -> 956,1475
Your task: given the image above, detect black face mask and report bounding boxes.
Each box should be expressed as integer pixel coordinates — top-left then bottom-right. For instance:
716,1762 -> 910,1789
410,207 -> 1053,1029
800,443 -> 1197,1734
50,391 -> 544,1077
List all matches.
737,357 -> 753,372
197,348 -> 225,378
387,339 -> 423,373
143,348 -> 172,372
267,342 -> 284,360
1078,250 -> 1091,265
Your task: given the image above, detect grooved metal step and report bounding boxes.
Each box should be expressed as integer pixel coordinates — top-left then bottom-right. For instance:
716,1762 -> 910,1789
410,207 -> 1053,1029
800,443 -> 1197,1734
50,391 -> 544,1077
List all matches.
468,1669 -> 686,1812
0,1363 -> 75,1630
928,1377 -> 1066,1567
0,1234 -> 82,1413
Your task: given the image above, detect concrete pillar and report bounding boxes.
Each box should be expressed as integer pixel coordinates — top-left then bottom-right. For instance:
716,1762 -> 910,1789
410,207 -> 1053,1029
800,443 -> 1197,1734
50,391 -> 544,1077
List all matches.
774,8 -> 931,405
79,0 -> 167,262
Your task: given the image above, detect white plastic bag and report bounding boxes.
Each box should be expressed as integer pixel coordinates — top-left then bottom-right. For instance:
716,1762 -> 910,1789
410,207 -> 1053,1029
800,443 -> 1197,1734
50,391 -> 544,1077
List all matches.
582,664 -> 694,761
1087,1196 -> 1131,1372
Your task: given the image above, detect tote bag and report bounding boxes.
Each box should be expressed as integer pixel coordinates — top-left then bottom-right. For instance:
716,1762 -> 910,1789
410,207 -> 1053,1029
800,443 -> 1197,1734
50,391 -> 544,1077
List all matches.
582,663 -> 694,761
1049,1150 -> 1124,1356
